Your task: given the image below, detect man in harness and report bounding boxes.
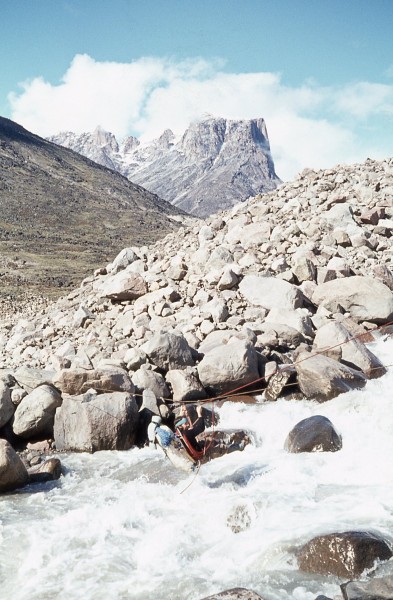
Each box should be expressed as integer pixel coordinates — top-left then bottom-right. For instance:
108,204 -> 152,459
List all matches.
175,404 -> 205,453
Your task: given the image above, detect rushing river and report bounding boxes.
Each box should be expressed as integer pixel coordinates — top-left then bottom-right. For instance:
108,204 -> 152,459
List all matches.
1,336 -> 393,600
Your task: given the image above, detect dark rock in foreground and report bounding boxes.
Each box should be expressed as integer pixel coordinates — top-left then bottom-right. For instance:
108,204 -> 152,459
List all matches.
285,415 -> 342,453
298,531 -> 393,578
28,458 -> 62,483
201,430 -> 251,463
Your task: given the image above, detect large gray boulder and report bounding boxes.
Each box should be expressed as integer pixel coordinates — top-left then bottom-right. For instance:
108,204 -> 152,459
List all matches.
99,269 -> 147,300
140,331 -> 194,370
53,367 -> 134,396
197,340 -> 260,395
312,276 -> 393,323
13,384 -> 62,439
0,381 -> 15,428
239,275 -> 303,310
0,439 -> 29,492
132,368 -> 170,399
313,321 -> 386,378
166,367 -> 207,402
265,307 -> 314,339
198,330 -> 252,355
298,531 -> 392,578
284,415 -> 342,453
54,391 -> 138,452
295,352 -> 368,401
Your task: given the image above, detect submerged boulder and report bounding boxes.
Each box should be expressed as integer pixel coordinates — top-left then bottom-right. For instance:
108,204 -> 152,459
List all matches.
298,531 -> 392,578
201,430 -> 251,462
28,458 -> 62,483
284,415 -> 342,453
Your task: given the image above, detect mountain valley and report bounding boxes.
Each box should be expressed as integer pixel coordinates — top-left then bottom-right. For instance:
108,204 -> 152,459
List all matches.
0,117 -> 184,314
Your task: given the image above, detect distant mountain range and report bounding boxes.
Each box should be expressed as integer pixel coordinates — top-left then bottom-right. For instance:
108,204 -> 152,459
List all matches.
48,115 -> 281,217
0,116 -> 183,303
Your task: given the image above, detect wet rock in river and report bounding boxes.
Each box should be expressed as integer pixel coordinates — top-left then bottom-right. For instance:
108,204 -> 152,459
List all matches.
284,415 -> 342,453
200,429 -> 251,462
298,531 -> 393,578
28,457 -> 62,483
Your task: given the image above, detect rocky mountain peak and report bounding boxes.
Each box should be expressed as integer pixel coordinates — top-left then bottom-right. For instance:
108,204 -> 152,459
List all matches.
49,115 -> 281,217
178,116 -> 227,160
92,125 -> 119,152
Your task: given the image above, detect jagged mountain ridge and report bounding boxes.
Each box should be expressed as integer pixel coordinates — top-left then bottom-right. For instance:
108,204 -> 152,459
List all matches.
48,116 -> 281,217
0,116 -> 184,303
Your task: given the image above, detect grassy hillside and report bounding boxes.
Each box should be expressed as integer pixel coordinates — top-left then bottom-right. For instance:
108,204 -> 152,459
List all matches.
0,117 -> 185,311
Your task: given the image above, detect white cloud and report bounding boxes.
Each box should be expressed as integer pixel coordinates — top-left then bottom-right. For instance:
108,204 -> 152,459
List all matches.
332,81 -> 393,118
9,54 -> 393,181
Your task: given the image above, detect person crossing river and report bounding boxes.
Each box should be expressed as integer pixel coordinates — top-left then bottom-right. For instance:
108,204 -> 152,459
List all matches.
148,404 -> 206,457
175,404 -> 205,452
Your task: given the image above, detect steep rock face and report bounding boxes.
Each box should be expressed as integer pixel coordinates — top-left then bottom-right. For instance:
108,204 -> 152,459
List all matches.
48,116 -> 281,217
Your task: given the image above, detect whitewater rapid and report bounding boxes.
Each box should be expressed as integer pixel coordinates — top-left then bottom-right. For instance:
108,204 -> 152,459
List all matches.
1,336 -> 393,600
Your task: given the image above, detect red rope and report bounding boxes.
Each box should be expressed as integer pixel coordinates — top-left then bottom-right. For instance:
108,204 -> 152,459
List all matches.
176,428 -> 205,461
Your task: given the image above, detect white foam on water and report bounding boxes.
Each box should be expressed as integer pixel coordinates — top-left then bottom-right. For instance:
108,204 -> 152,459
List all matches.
1,337 -> 393,600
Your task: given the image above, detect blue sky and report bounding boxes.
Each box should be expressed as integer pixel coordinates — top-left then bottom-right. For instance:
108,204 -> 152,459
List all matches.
2,0 -> 392,180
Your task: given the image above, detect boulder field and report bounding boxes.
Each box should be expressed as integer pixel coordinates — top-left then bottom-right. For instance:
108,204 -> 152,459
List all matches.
1,156 -> 393,453
0,157 -> 393,592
